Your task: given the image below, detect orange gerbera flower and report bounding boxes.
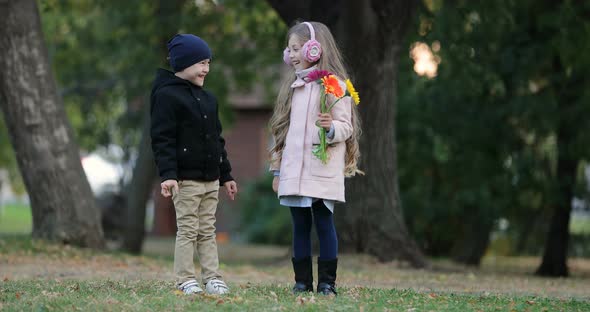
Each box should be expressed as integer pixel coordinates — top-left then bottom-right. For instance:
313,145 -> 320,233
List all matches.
321,75 -> 344,98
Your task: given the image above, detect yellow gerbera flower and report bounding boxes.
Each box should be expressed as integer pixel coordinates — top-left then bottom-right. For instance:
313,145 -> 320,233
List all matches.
345,79 -> 360,105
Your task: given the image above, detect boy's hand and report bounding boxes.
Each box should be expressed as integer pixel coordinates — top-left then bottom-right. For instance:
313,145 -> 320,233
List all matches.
161,179 -> 179,198
272,176 -> 279,193
317,113 -> 333,131
224,180 -> 238,200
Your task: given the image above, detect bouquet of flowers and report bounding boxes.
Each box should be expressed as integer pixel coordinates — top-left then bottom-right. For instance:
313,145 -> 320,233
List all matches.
307,69 -> 360,164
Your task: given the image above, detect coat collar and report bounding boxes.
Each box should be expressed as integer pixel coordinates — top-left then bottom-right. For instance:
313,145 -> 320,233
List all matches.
291,65 -> 318,88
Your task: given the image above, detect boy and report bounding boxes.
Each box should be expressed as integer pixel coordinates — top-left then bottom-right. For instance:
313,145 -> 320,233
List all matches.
150,34 -> 238,295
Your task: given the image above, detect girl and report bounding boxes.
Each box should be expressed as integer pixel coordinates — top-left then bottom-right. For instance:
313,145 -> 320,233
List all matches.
269,21 -> 361,296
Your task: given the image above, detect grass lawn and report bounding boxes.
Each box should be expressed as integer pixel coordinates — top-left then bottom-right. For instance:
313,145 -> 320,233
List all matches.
1,235 -> 590,311
0,203 -> 31,234
3,280 -> 589,312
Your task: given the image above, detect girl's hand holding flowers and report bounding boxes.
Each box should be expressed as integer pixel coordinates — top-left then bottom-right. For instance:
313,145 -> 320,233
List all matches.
317,113 -> 333,131
308,70 -> 360,164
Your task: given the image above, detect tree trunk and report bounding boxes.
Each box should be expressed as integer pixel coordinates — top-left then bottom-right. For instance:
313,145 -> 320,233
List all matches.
451,213 -> 493,266
535,113 -> 575,277
535,150 -> 575,277
535,54 -> 581,277
0,0 -> 104,248
267,0 -> 426,267
122,106 -> 156,253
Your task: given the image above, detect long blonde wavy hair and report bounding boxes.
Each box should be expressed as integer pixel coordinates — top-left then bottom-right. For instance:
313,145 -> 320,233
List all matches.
269,21 -> 362,177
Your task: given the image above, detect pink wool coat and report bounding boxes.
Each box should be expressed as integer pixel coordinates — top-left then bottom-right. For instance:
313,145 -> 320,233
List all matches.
271,73 -> 353,203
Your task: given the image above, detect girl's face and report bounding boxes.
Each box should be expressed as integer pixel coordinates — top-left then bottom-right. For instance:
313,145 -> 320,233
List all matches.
287,35 -> 313,71
176,59 -> 210,87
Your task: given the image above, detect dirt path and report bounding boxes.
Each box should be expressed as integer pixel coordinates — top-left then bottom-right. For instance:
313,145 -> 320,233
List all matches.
2,237 -> 589,300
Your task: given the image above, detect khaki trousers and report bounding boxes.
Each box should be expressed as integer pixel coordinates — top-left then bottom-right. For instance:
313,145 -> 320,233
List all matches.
172,179 -> 221,285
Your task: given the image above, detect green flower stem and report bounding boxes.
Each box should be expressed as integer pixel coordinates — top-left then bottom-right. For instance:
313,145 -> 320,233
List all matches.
326,97 -> 342,112
319,127 -> 327,163
313,84 -> 351,163
315,92 -> 329,164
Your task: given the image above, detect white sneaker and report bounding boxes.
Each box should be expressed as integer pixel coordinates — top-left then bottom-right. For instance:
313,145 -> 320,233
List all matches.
178,280 -> 203,295
205,279 -> 230,295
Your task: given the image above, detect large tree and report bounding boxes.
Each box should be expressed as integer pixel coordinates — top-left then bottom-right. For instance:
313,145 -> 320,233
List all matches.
0,0 -> 104,248
267,0 -> 426,266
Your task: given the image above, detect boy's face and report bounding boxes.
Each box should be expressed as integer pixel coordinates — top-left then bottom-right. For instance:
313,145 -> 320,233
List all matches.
287,35 -> 313,71
177,59 -> 210,87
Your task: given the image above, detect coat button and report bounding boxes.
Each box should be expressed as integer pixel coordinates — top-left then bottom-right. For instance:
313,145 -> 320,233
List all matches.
183,148 -> 187,152
197,97 -> 200,101
203,115 -> 208,119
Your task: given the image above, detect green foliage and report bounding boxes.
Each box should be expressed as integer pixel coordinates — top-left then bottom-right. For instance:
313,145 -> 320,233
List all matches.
238,174 -> 291,245
398,0 -> 590,257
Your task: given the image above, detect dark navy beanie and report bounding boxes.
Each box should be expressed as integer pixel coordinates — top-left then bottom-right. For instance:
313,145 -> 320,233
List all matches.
167,34 -> 212,72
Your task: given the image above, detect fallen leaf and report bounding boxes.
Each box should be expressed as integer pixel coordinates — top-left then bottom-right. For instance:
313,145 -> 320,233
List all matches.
15,292 -> 21,300
216,298 -> 224,305
173,290 -> 184,296
296,296 -> 305,305
68,283 -> 80,292
2,277 -> 8,282
201,293 -> 219,300
526,300 -> 535,305
428,293 -> 437,299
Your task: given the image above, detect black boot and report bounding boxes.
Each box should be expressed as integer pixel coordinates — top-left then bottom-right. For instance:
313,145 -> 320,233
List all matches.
292,257 -> 313,293
317,258 -> 337,295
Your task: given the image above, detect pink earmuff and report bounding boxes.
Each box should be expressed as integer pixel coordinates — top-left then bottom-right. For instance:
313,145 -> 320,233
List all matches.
301,22 -> 322,62
282,21 -> 322,65
283,47 -> 291,65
